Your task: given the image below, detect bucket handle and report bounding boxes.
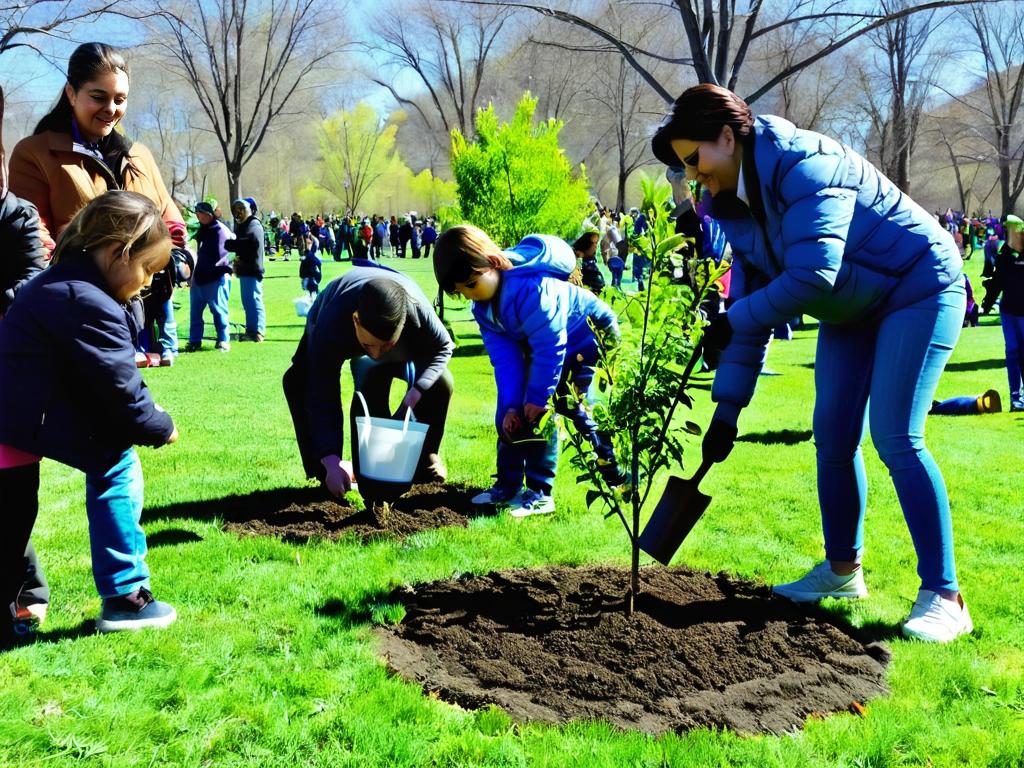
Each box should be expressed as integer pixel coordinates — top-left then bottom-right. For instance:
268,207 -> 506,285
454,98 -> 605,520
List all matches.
354,389 -> 415,448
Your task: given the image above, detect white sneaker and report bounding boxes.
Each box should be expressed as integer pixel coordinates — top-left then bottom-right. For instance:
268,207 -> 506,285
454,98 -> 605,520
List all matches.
509,488 -> 555,518
902,589 -> 973,642
772,561 -> 868,603
471,484 -> 519,506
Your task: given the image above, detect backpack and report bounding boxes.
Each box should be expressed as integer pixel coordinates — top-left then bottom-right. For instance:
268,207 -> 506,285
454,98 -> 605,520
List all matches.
171,247 -> 195,287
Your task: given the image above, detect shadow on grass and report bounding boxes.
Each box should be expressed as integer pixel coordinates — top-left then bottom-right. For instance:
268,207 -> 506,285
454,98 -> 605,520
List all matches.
1,621 -> 98,654
738,429 -> 813,446
147,528 -> 203,547
452,342 -> 486,358
316,589 -> 400,628
944,358 -> 1004,372
141,485 -> 330,524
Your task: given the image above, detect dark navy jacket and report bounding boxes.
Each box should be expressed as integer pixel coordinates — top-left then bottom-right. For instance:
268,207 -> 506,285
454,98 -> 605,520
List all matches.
0,256 -> 174,472
985,243 -> 1024,316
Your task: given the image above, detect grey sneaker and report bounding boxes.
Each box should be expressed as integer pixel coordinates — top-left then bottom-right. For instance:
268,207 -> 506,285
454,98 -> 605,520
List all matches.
772,561 -> 868,603
471,484 -> 520,506
509,488 -> 555,518
97,588 -> 177,633
215,341 -> 231,353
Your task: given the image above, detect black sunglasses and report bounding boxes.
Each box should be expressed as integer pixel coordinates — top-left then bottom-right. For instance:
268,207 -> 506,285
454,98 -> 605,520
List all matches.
681,146 -> 700,167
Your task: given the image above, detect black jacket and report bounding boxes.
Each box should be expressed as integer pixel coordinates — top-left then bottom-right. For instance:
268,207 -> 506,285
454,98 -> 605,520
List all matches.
0,191 -> 48,313
225,215 -> 265,279
983,243 -> 1024,316
0,255 -> 174,472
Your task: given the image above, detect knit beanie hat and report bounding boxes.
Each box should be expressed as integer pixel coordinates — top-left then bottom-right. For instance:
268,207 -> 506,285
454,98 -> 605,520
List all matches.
195,201 -> 215,216
1004,215 -> 1024,232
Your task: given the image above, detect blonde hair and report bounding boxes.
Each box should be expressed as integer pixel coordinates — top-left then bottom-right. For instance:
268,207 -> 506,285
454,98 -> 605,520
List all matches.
432,224 -> 513,295
51,190 -> 170,265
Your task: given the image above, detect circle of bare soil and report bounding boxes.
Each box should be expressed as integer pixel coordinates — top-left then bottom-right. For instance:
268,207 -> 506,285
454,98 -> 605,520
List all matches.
375,565 -> 890,735
223,483 -> 485,543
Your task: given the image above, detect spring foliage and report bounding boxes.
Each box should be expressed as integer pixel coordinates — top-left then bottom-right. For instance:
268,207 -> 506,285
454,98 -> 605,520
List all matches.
450,93 -> 591,247
560,173 -> 729,610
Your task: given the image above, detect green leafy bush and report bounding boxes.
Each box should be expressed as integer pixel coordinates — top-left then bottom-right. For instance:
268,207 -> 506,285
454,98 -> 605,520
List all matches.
450,93 -> 591,246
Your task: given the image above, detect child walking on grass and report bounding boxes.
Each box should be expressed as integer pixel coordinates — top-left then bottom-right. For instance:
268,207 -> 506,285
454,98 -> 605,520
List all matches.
0,191 -> 179,642
433,224 -> 626,517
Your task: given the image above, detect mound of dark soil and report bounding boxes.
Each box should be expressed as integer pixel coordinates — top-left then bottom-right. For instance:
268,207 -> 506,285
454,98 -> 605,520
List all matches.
224,483 -> 484,543
376,565 -> 890,735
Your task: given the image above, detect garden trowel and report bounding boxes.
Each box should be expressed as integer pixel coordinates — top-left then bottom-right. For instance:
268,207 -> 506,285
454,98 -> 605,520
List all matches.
638,458 -> 713,565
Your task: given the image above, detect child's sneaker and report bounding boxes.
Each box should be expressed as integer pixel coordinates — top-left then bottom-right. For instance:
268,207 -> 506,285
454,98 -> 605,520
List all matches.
96,588 -> 177,633
471,484 -> 520,506
772,561 -> 868,603
215,341 -> 231,353
509,488 -> 555,518
902,589 -> 973,642
183,342 -> 202,353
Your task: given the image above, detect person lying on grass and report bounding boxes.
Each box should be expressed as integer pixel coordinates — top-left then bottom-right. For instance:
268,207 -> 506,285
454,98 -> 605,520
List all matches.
283,264 -> 454,497
433,224 -> 626,519
0,191 -> 179,641
652,83 -> 971,643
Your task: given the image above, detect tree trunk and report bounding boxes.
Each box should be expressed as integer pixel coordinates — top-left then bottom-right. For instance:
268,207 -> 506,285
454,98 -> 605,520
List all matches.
616,170 -> 627,214
228,163 -> 242,205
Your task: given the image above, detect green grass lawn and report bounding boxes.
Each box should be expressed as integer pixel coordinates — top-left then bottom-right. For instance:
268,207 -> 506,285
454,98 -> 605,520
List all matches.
1,249 -> 1023,767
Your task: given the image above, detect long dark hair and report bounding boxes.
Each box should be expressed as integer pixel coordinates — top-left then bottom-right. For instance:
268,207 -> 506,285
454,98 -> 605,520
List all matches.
35,43 -> 136,179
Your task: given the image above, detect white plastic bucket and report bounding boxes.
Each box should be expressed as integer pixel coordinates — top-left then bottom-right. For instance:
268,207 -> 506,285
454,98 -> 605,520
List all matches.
354,391 -> 428,483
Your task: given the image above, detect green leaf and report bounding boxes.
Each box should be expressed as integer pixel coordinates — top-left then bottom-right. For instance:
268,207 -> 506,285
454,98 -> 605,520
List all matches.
683,421 -> 702,435
585,489 -> 603,509
656,233 -> 687,258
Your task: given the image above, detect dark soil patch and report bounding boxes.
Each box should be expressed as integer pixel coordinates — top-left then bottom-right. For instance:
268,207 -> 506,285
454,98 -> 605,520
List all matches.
224,483 -> 486,543
376,565 -> 890,735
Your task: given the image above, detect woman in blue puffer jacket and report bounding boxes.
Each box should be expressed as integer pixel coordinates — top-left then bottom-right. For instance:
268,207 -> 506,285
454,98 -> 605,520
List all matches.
652,84 -> 970,643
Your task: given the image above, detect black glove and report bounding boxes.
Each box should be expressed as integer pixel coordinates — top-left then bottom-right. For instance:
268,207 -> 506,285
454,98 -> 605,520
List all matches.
702,312 -> 733,354
702,419 -> 738,464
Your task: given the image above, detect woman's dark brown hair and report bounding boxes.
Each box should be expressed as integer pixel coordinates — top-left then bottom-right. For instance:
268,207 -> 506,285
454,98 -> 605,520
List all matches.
651,84 -> 755,166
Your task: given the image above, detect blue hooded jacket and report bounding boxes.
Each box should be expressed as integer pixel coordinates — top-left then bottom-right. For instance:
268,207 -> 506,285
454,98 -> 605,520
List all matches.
712,115 -> 962,424
472,234 -> 618,411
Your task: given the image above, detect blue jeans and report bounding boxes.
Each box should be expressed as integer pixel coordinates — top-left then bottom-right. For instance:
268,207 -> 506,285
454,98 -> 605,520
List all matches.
85,448 -> 149,598
157,297 -> 178,355
813,279 -> 965,593
494,338 -> 613,494
189,275 -> 231,344
238,276 -> 266,336
999,311 -> 1024,402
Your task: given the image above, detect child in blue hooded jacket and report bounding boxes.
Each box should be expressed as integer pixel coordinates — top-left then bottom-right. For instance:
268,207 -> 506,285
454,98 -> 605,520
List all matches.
433,224 -> 624,517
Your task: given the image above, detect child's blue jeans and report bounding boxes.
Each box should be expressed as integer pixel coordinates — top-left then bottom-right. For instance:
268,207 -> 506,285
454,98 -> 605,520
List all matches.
239,276 -> 266,336
85,448 -> 149,598
813,279 -> 965,593
494,337 -> 614,495
189,275 -> 231,345
999,311 -> 1024,402
157,297 -> 178,355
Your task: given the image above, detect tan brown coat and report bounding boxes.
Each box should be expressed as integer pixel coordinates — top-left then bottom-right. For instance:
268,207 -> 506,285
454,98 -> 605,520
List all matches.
8,130 -> 184,252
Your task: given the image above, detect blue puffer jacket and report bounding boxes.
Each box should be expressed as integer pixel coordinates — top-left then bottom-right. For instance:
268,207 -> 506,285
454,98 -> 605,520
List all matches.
473,235 -> 619,411
712,115 -> 962,423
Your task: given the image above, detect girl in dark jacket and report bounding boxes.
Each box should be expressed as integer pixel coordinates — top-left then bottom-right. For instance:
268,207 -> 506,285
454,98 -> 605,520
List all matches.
0,191 -> 179,639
